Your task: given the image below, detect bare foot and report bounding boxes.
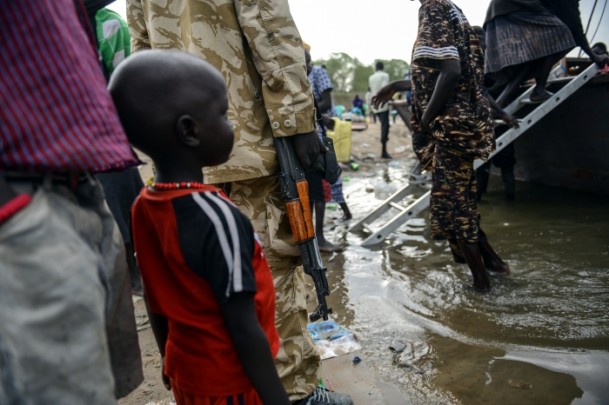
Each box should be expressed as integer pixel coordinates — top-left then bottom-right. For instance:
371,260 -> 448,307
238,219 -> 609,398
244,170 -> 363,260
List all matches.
479,241 -> 511,274
480,250 -> 511,274
472,269 -> 492,293
486,260 -> 510,275
473,283 -> 492,293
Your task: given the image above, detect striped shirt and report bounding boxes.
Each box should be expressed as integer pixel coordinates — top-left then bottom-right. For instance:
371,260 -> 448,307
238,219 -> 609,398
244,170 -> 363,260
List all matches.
131,185 -> 279,396
0,0 -> 138,173
95,8 -> 132,78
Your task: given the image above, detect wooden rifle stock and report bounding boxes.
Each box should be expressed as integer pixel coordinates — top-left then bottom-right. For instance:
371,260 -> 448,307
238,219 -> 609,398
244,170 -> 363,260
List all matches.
273,136 -> 332,321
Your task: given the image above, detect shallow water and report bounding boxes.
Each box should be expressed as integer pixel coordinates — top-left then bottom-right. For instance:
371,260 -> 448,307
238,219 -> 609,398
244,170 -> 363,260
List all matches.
324,160 -> 609,405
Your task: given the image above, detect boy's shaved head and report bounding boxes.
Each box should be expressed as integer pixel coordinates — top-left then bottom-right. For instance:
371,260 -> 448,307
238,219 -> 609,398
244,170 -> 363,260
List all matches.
109,50 -> 227,159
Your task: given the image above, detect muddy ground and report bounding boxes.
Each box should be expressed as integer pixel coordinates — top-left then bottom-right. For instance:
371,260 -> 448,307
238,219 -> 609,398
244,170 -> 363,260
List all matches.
119,117 -> 417,405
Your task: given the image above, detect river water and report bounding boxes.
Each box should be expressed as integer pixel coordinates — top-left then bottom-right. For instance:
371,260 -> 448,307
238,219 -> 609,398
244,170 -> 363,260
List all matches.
323,159 -> 609,405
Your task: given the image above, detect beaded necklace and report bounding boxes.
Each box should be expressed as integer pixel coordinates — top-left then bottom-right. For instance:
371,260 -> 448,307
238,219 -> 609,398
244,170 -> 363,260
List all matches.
150,181 -> 207,190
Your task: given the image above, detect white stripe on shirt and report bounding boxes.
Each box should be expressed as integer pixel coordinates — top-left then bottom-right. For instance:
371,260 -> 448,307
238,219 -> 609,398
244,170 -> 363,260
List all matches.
413,45 -> 459,61
208,192 -> 243,293
449,3 -> 468,25
191,192 -> 235,297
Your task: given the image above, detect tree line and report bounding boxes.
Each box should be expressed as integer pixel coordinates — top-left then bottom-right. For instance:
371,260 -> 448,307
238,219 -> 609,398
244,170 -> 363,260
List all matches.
313,53 -> 409,106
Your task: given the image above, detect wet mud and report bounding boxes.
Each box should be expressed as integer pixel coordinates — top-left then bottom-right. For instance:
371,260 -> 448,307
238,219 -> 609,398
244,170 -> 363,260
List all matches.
121,120 -> 609,404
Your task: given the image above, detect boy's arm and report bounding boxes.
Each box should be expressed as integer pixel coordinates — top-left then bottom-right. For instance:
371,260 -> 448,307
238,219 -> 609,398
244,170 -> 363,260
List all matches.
187,192 -> 288,402
143,298 -> 171,390
221,293 -> 290,405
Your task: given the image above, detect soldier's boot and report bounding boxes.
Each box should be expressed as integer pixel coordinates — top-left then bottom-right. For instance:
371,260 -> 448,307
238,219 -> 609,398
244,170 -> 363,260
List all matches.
457,240 -> 491,293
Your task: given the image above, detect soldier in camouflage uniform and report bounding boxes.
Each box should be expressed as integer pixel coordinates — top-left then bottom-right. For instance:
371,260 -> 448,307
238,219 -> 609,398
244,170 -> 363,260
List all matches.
127,1 -> 352,403
374,0 -> 509,292
410,0 -> 510,292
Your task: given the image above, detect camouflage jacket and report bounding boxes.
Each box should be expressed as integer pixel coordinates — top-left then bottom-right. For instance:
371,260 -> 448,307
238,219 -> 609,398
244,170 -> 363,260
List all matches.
411,0 -> 494,162
127,0 -> 316,183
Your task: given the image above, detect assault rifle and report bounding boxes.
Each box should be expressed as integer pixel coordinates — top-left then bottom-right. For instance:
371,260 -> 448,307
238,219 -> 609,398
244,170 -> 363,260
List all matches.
274,136 -> 332,321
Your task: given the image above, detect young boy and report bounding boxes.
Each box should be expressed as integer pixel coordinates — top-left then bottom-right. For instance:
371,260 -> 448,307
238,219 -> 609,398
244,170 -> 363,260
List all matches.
108,50 -> 290,405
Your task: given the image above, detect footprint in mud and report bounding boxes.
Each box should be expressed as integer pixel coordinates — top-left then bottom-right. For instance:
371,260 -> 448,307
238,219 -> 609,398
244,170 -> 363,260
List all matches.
389,338 -> 434,375
508,379 -> 533,390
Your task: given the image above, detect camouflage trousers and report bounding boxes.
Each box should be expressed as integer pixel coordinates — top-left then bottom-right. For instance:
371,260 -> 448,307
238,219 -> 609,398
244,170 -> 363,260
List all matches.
429,144 -> 481,243
227,175 -> 321,401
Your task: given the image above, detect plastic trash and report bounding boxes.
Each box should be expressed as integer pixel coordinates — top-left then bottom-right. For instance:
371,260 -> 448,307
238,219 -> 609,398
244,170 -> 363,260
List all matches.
307,320 -> 362,360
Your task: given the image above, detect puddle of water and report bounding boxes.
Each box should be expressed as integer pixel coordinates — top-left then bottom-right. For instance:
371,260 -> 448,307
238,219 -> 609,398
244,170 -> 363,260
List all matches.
323,163 -> 609,404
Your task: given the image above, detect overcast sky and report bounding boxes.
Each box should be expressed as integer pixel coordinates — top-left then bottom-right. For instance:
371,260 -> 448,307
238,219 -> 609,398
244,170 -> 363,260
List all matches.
108,0 -> 608,65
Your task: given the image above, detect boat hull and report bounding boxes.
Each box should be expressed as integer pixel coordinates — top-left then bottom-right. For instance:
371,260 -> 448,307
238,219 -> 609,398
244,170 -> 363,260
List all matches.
513,75 -> 609,195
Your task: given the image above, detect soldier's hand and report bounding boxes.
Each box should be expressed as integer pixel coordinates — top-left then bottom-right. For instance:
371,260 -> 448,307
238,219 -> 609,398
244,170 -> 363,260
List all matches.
292,131 -> 320,169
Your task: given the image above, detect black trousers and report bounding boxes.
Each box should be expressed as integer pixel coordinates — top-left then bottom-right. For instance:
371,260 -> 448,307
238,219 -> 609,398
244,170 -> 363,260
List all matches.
376,110 -> 390,143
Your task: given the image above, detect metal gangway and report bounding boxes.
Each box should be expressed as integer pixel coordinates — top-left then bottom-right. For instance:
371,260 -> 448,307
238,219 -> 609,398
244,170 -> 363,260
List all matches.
350,63 -> 600,247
